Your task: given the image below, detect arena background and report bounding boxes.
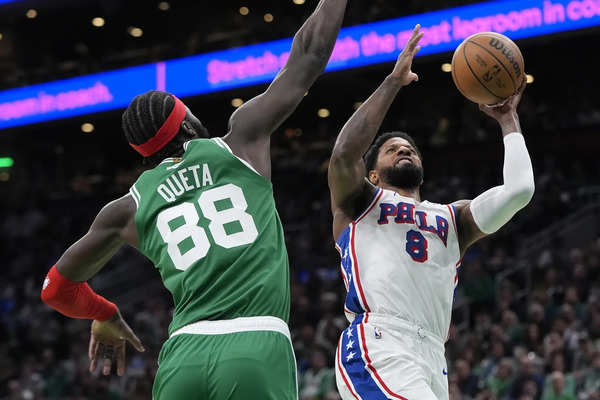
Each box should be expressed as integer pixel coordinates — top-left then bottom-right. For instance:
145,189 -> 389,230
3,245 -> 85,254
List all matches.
1,1 -> 599,399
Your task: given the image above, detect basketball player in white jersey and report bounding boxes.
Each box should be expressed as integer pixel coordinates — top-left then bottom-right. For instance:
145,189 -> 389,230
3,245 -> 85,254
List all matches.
328,25 -> 534,400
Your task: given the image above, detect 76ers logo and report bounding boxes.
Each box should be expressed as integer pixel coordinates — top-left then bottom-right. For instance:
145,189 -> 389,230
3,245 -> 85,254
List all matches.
377,201 -> 449,246
377,202 -> 452,263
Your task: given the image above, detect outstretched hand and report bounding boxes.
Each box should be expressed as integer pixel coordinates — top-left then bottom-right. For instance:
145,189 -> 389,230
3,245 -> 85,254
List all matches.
479,77 -> 526,121
389,25 -> 424,87
89,308 -> 145,376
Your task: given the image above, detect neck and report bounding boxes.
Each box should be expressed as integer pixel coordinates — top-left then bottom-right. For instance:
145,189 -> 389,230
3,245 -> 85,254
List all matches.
380,183 -> 421,202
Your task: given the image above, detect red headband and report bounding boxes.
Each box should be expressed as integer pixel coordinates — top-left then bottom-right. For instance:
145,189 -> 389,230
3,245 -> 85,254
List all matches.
130,95 -> 187,157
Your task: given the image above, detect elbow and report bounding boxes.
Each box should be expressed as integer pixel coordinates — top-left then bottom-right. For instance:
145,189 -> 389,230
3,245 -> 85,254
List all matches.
304,52 -> 329,76
294,29 -> 329,69
329,149 -> 349,167
512,179 -> 535,209
330,141 -> 360,165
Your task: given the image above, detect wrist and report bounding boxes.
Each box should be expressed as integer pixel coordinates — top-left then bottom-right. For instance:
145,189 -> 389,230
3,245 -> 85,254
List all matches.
41,265 -> 117,321
384,75 -> 406,88
497,113 -> 520,136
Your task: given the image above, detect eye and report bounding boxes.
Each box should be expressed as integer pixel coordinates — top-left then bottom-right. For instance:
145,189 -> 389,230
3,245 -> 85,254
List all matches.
386,148 -> 394,153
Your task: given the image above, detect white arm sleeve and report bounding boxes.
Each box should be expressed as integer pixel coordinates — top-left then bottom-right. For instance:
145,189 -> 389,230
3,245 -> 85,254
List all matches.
470,132 -> 535,234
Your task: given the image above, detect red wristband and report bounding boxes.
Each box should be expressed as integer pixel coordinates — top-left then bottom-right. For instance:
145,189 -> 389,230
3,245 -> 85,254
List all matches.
41,265 -> 117,321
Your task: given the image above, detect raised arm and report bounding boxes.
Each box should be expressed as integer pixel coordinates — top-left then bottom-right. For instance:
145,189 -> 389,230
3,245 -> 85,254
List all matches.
454,82 -> 535,258
328,26 -> 423,236
224,0 -> 348,178
41,195 -> 143,376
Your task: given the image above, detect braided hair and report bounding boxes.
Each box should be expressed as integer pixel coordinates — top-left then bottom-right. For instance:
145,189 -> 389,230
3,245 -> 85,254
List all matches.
363,131 -> 422,174
122,91 -> 200,165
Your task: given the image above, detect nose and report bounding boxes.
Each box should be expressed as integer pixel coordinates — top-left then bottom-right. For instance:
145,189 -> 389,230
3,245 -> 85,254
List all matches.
397,147 -> 411,157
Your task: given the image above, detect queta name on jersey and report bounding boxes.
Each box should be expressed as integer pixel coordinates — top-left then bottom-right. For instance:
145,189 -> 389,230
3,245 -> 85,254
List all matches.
157,163 -> 214,203
377,201 -> 449,246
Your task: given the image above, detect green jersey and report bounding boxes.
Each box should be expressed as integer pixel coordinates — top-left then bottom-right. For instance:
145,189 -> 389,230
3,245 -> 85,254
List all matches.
130,137 -> 290,335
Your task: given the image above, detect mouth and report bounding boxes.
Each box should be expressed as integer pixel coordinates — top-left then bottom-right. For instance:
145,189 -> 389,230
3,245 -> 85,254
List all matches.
395,157 -> 412,165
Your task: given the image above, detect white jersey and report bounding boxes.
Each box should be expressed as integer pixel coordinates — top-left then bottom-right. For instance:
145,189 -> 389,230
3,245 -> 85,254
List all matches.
335,187 -> 461,340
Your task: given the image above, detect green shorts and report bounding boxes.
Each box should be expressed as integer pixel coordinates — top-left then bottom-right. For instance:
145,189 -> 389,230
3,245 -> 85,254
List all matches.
152,317 -> 297,400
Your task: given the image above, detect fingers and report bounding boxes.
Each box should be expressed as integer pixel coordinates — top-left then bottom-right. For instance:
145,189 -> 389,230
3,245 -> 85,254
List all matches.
402,25 -> 424,54
121,321 -> 145,352
513,76 -> 527,101
127,332 -> 145,353
103,357 -> 112,376
89,340 -> 100,373
88,335 -> 96,360
117,343 -> 126,377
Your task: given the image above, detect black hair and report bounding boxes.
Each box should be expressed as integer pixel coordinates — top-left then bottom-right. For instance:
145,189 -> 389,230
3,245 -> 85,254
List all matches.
363,131 -> 422,174
122,90 -> 206,165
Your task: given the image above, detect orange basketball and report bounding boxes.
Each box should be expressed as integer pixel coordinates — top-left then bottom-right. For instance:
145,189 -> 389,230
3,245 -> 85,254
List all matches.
451,32 -> 525,105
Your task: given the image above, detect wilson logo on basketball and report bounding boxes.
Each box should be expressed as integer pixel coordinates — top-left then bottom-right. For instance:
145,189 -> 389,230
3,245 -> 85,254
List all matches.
489,38 -> 522,79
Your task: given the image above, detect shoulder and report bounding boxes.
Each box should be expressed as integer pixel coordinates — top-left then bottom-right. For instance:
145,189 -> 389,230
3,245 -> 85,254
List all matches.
93,194 -> 138,247
450,199 -> 472,222
95,195 -> 137,230
451,199 -> 471,209
182,137 -> 216,152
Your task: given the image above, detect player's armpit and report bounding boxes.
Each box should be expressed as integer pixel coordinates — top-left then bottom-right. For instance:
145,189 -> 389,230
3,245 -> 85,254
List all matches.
328,152 -> 376,215
330,176 -> 377,239
453,200 -> 487,257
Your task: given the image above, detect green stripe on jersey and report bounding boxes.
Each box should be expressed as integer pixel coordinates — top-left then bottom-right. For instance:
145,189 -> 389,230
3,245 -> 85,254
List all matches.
132,138 -> 290,335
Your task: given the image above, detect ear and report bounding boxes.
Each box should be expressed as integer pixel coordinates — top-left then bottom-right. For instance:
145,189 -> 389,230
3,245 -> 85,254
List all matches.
368,170 -> 379,185
180,120 -> 196,137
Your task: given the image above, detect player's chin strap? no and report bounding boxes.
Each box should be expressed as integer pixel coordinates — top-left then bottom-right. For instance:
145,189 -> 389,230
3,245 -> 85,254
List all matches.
470,132 -> 535,234
41,265 -> 117,321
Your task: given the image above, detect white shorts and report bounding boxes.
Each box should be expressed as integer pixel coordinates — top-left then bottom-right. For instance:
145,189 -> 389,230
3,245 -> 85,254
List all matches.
335,313 -> 449,400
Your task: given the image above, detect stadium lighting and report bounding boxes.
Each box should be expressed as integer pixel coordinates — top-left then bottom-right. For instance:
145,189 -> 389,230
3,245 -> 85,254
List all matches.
318,108 -> 330,118
158,2 -> 170,11
81,123 -> 94,133
239,6 -> 249,16
0,33 -> 3,40
264,13 -> 274,23
0,157 -> 14,168
293,0 -> 305,4
526,74 -> 534,84
26,9 -> 37,19
128,27 -> 143,38
441,63 -> 452,72
231,98 -> 243,107
92,17 -> 105,27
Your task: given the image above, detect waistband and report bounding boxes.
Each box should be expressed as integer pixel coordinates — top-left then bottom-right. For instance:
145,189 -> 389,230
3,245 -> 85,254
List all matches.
170,316 -> 291,341
357,313 -> 445,350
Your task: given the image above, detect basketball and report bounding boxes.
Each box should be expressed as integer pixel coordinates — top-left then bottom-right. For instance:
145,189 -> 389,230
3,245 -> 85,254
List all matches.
451,32 -> 525,105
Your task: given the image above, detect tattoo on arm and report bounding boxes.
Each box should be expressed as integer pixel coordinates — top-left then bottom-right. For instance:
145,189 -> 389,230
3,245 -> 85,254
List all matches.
329,77 -> 404,217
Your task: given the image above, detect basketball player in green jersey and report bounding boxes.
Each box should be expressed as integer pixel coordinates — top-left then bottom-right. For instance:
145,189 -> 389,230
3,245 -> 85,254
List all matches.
40,1 -> 348,398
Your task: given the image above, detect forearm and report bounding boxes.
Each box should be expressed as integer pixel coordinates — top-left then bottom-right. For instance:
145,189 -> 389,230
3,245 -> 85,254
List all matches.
291,0 -> 348,70
497,111 -> 521,137
41,265 -> 117,321
470,132 -> 535,233
332,76 -> 403,160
